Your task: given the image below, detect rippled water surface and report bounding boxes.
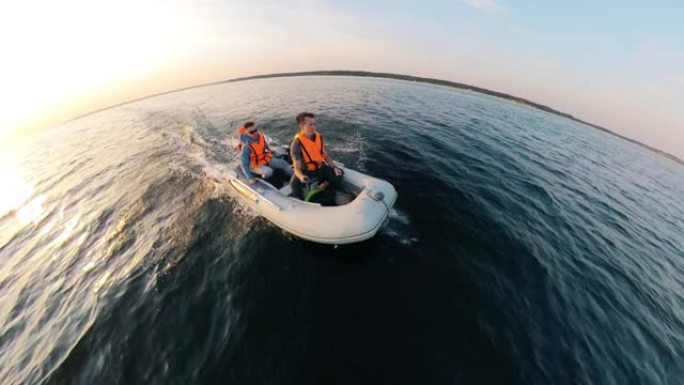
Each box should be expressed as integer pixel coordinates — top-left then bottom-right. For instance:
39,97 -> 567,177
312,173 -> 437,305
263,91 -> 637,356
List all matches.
1,76 -> 683,385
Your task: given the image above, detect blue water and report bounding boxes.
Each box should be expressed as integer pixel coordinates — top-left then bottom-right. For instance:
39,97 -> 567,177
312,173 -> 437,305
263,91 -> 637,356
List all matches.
1,76 -> 683,385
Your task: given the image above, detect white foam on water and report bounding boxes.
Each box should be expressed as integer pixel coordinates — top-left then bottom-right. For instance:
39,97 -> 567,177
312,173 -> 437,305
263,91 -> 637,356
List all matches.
330,130 -> 368,172
381,207 -> 418,244
389,207 -> 411,225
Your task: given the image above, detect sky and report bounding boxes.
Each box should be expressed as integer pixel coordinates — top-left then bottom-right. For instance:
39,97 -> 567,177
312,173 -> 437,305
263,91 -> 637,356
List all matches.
0,0 -> 682,158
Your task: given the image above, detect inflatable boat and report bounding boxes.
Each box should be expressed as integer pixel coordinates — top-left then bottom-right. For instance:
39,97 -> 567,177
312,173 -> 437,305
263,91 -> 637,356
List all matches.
226,148 -> 397,244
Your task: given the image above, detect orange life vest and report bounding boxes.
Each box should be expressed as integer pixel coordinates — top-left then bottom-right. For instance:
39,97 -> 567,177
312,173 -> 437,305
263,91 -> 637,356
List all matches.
294,131 -> 325,171
248,132 -> 272,168
236,125 -> 248,151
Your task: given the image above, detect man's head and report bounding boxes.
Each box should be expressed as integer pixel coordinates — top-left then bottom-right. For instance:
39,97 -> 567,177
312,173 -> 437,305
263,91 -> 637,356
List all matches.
243,121 -> 258,138
296,112 -> 316,136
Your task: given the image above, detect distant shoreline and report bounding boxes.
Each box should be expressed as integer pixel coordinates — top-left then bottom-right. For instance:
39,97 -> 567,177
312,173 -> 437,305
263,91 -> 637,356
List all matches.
70,70 -> 684,166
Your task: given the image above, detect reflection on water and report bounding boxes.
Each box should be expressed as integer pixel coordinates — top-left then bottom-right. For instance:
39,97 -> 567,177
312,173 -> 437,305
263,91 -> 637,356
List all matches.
15,195 -> 45,225
0,156 -> 46,248
0,162 -> 34,219
0,76 -> 683,385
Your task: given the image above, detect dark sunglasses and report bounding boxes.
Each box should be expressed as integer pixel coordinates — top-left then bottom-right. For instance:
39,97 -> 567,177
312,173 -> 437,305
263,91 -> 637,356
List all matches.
248,128 -> 258,134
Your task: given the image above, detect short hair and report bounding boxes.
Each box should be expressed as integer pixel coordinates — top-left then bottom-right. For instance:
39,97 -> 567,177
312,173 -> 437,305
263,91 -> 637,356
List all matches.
243,121 -> 255,129
296,112 -> 315,125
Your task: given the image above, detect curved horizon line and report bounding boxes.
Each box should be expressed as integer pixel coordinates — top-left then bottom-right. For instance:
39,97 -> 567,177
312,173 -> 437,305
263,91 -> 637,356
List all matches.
64,69 -> 682,165
67,69 -> 570,122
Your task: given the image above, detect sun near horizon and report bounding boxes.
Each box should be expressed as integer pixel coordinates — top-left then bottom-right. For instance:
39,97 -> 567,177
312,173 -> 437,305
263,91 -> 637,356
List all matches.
1,0 -> 682,159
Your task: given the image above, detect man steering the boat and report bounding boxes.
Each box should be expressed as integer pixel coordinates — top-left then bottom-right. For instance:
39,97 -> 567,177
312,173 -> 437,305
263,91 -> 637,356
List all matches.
240,122 -> 293,185
289,112 -> 343,198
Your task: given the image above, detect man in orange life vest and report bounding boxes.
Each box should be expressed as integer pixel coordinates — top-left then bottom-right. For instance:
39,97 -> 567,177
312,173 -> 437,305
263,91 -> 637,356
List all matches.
289,112 -> 343,198
239,122 -> 292,185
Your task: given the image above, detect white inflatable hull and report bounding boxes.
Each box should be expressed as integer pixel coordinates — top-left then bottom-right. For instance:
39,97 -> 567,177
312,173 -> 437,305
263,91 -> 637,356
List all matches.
227,166 -> 397,244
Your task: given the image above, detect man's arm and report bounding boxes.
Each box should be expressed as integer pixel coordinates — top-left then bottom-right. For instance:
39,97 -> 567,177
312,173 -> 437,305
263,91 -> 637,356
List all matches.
240,145 -> 255,180
292,160 -> 307,181
290,139 -> 308,182
322,144 -> 342,175
322,148 -> 336,168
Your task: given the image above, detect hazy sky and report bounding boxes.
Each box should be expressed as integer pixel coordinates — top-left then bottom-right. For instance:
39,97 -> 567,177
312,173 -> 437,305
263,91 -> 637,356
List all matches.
1,0 -> 682,157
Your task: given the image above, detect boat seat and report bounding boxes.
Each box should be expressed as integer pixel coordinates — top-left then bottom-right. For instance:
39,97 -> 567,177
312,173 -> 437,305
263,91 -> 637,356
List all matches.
279,185 -> 293,196
279,178 -> 331,198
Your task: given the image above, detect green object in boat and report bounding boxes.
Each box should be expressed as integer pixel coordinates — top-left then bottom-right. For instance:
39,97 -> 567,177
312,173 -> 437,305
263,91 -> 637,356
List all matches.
304,187 -> 323,202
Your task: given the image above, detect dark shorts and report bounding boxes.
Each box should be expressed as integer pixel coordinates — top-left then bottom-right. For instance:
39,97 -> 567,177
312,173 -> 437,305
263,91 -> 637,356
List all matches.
289,164 -> 342,199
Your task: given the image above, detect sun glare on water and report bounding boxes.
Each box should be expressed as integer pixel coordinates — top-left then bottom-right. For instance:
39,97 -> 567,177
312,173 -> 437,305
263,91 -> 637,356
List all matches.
0,170 -> 29,216
0,161 -> 43,224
